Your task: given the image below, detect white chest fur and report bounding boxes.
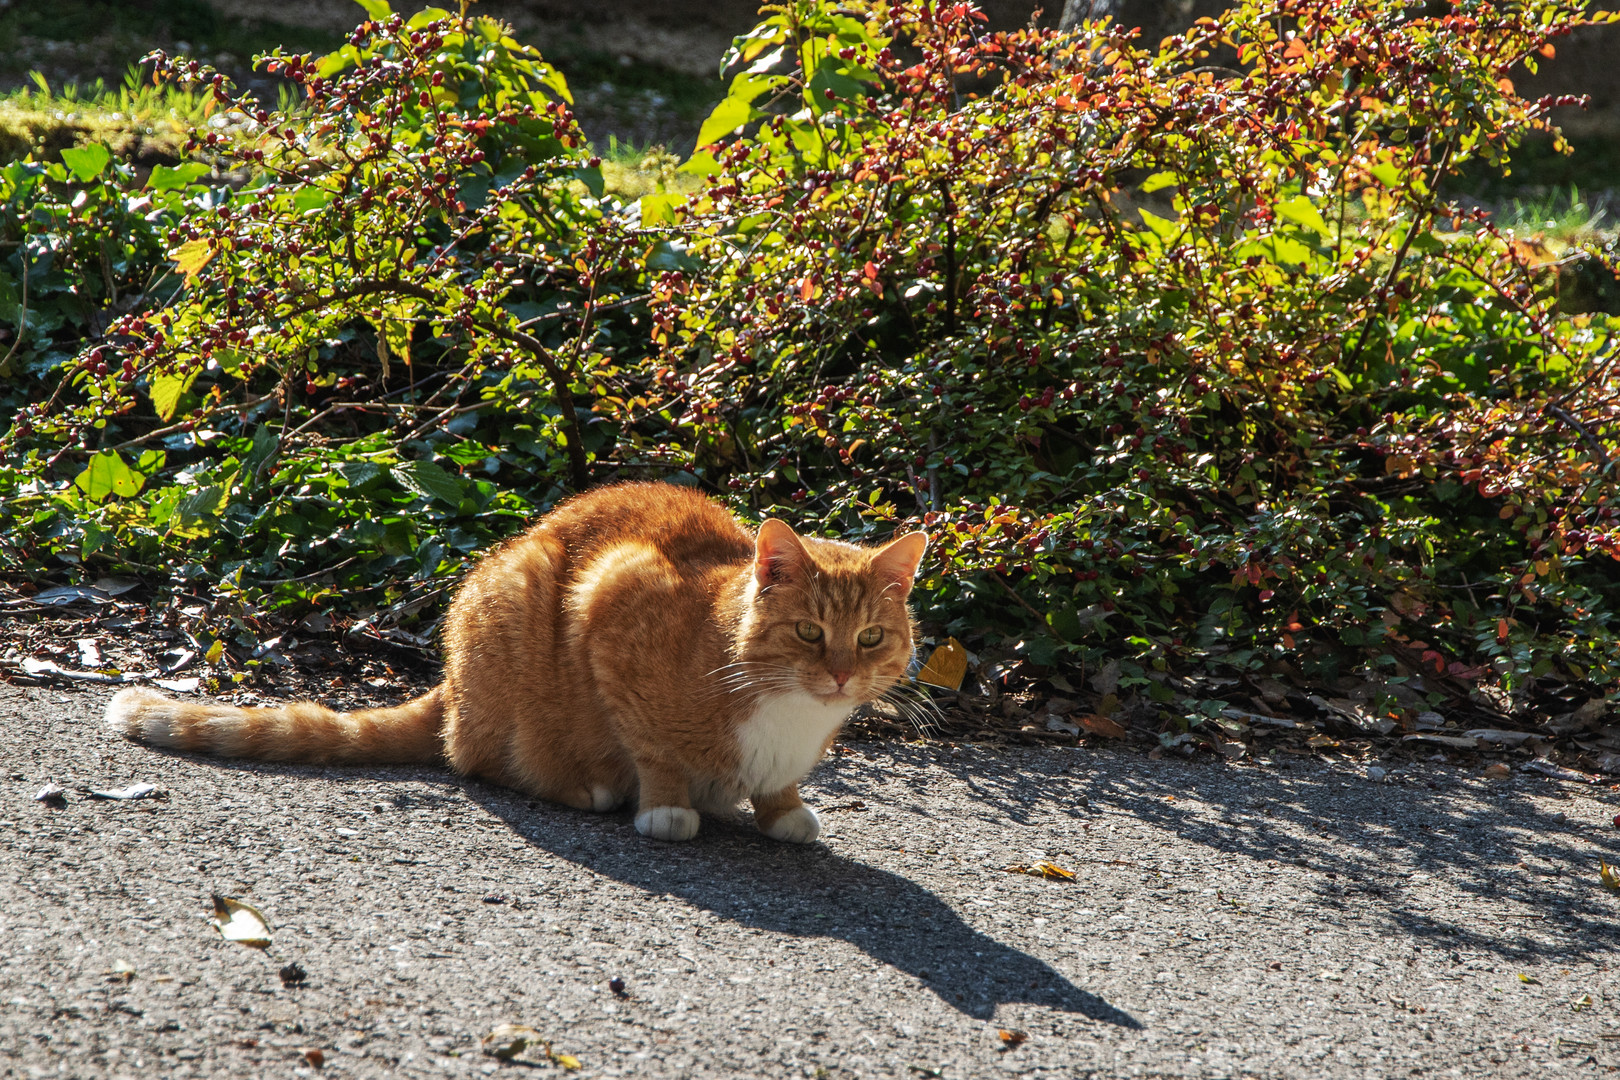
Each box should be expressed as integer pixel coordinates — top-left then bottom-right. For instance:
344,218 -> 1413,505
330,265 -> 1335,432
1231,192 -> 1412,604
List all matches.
734,691 -> 852,798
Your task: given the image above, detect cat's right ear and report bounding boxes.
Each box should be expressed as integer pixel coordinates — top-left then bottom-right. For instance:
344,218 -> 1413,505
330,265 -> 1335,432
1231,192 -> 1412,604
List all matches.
755,519 -> 808,588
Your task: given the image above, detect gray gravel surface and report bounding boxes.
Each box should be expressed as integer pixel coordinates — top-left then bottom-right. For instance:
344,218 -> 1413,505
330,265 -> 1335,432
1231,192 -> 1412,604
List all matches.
4,682 -> 1620,1078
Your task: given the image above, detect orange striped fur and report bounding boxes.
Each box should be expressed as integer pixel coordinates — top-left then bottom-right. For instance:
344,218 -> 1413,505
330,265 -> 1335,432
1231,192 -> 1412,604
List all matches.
107,482 -> 928,843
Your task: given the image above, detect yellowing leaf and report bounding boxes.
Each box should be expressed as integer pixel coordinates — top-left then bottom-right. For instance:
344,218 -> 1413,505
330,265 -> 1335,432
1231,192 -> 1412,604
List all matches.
171,238 -> 216,285
210,894 -> 272,949
1005,861 -> 1075,881
555,1054 -> 582,1070
1601,860 -> 1620,894
150,370 -> 199,422
1518,973 -> 1542,985
917,637 -> 968,690
205,639 -> 224,664
998,1028 -> 1028,1047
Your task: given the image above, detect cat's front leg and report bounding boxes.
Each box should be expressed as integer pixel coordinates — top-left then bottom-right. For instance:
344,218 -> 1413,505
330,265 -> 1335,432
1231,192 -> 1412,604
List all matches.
751,785 -> 821,844
632,761 -> 700,842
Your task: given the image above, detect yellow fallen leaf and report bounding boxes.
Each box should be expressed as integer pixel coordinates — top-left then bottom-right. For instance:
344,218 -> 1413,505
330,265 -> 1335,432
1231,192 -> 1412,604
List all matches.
998,1028 -> 1028,1047
1601,860 -> 1620,894
917,637 -> 968,691
1572,994 -> 1594,1011
1004,861 -> 1075,881
210,894 -> 271,949
1518,973 -> 1542,985
555,1053 -> 582,1070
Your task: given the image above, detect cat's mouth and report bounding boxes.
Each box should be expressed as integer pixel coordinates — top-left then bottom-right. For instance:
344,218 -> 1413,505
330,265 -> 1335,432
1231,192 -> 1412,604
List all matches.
811,684 -> 858,705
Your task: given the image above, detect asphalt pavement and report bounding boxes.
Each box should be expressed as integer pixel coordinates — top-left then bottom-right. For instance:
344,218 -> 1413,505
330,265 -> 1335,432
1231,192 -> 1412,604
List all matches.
4,682 -> 1619,1078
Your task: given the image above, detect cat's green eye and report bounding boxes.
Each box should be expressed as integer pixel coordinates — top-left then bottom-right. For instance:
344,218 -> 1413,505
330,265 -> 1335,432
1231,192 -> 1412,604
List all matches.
857,626 -> 884,647
796,621 -> 824,642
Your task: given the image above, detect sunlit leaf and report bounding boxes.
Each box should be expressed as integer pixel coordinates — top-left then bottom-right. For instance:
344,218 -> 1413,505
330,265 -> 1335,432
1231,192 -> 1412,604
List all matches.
60,144 -> 111,181
73,451 -> 146,502
210,894 -> 272,949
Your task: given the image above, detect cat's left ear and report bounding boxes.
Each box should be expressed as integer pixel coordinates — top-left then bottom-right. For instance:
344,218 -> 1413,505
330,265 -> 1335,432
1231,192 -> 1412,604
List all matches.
871,531 -> 929,593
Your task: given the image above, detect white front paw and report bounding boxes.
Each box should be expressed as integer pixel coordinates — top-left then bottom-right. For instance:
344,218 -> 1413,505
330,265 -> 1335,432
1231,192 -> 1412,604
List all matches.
635,806 -> 700,842
762,805 -> 821,844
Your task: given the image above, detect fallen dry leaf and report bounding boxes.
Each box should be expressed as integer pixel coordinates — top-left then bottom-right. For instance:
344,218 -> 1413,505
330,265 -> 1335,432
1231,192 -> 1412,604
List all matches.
1078,713 -> 1127,739
1483,763 -> 1512,779
917,638 -> 968,691
210,894 -> 272,949
483,1024 -> 542,1061
1004,861 -> 1075,881
480,1023 -> 579,1068
1518,973 -> 1542,985
302,1048 -> 325,1069
1601,860 -> 1620,894
998,1028 -> 1028,1048
86,783 -> 163,801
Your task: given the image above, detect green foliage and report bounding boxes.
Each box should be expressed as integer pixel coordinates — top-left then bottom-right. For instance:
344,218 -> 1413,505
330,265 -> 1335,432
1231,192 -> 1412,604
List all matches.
1,3 -> 641,621
648,0 -> 1620,704
1,0 -> 1618,727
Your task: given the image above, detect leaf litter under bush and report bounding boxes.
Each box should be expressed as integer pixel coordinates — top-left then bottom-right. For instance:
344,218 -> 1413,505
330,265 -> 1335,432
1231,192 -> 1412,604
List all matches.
0,0 -> 1617,763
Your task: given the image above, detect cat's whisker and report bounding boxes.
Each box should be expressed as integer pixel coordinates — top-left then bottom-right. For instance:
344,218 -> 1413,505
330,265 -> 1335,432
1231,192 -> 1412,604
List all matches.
880,680 -> 947,739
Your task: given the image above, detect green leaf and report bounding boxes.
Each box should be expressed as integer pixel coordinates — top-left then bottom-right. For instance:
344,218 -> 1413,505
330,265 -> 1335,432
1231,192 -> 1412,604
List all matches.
175,485 -> 228,526
147,162 -> 210,190
1273,194 -> 1331,236
292,186 -> 335,213
640,192 -> 682,227
571,165 -> 604,200
394,459 -> 465,506
150,370 -> 199,422
1139,171 -> 1179,194
355,0 -> 394,19
339,461 -> 386,488
1137,207 -> 1180,241
60,144 -> 111,181
696,94 -> 762,149
1370,162 -> 1403,189
74,451 -> 146,502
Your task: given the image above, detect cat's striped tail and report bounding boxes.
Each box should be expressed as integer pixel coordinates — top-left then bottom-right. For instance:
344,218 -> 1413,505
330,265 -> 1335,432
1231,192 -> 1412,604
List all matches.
105,685 -> 446,766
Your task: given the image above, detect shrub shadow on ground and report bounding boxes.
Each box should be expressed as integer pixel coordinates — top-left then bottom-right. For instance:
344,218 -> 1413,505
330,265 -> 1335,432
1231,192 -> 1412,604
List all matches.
919,744 -> 1620,965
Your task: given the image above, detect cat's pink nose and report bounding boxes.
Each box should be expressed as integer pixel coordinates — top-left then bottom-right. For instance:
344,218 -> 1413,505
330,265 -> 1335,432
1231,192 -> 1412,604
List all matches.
830,669 -> 852,689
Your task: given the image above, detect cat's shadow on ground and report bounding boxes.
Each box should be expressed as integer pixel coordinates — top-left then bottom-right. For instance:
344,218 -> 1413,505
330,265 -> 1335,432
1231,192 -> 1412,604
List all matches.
464,784 -> 1141,1028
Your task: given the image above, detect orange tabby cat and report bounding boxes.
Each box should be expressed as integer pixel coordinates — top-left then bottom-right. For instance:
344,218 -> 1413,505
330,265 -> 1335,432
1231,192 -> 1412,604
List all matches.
106,482 -> 928,843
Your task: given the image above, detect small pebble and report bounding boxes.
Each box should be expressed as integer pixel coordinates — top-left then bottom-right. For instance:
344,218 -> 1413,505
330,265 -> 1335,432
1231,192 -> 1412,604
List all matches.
34,783 -> 67,807
608,976 -> 628,997
1366,766 -> 1387,783
1550,812 -> 1567,824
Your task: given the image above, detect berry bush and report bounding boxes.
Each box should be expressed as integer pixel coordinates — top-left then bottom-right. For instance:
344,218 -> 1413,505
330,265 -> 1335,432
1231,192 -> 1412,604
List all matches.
2,0 -> 1617,735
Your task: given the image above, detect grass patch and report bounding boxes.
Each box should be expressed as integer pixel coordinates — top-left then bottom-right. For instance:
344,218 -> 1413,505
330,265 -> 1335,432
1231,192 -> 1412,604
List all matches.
0,69 -> 221,166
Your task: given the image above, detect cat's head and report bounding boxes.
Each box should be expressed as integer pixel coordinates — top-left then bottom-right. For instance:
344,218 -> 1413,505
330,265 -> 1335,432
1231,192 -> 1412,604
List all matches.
734,519 -> 929,706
